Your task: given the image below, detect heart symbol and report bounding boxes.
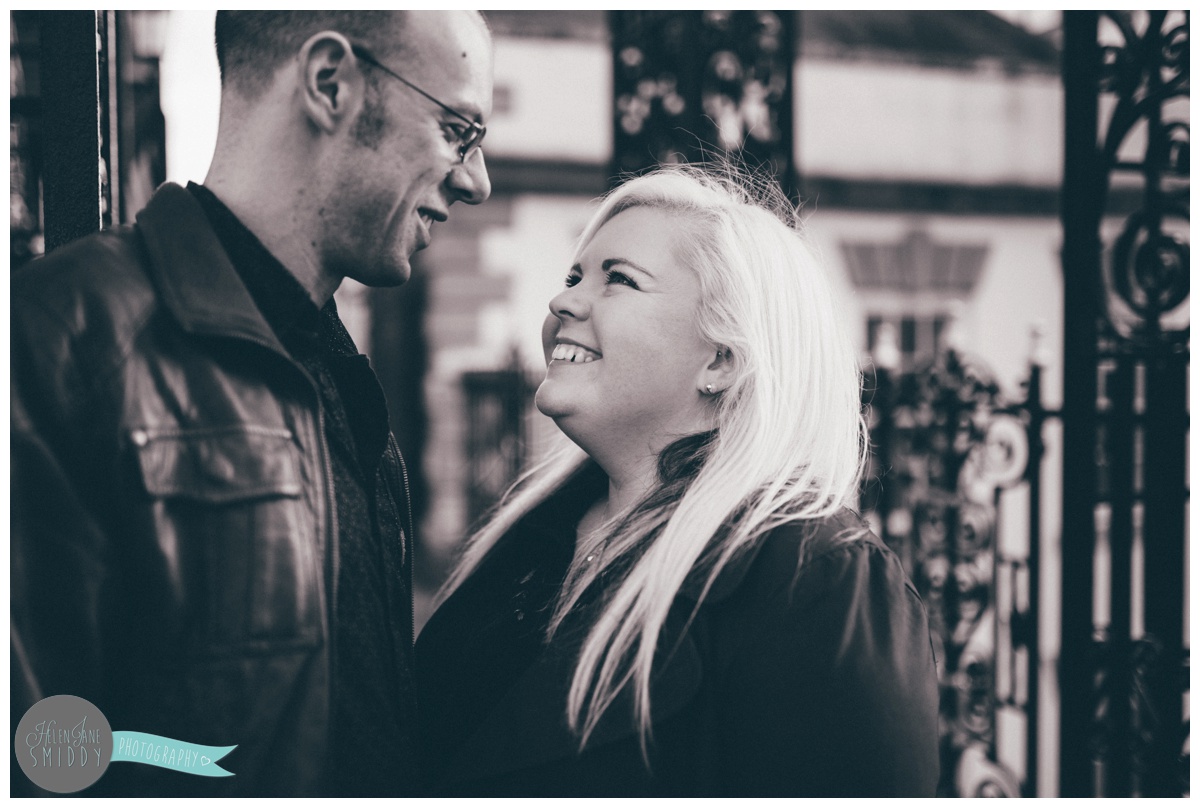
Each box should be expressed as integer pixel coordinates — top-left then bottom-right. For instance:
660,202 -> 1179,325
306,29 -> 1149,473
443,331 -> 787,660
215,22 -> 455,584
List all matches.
201,756 -> 211,766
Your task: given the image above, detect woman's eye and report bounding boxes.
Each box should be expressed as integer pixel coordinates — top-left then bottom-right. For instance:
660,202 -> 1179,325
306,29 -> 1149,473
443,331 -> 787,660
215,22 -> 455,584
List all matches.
604,269 -> 639,289
564,273 -> 581,288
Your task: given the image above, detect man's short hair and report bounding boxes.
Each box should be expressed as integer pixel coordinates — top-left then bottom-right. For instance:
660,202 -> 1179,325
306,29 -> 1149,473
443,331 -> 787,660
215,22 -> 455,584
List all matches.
214,11 -> 406,97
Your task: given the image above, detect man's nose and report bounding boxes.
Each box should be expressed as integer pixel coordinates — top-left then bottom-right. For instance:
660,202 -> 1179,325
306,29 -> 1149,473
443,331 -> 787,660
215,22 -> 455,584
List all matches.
448,148 -> 491,205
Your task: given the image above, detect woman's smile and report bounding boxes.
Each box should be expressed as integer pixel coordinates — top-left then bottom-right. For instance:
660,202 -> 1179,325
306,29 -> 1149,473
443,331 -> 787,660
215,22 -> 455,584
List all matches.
549,341 -> 601,364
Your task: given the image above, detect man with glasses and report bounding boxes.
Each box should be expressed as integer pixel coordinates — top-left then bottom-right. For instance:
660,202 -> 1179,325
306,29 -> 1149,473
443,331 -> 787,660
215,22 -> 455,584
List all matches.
12,11 -> 492,797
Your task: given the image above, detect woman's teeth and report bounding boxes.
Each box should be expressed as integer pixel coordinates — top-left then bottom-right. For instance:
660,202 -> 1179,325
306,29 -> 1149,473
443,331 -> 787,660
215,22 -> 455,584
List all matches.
551,343 -> 598,363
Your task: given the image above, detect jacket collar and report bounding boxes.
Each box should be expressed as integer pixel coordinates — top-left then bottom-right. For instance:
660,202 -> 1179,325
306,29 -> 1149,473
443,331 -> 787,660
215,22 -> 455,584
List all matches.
135,183 -> 286,353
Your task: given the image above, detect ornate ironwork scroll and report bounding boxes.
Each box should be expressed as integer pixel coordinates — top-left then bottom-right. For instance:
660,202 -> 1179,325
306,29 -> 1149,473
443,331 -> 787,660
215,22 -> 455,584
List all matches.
610,11 -> 795,188
1061,10 -> 1189,797
462,352 -> 535,528
863,334 -> 1045,797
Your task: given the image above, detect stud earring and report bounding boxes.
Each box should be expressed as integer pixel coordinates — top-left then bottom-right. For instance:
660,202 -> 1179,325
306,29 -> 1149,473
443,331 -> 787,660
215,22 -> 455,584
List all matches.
705,384 -> 715,394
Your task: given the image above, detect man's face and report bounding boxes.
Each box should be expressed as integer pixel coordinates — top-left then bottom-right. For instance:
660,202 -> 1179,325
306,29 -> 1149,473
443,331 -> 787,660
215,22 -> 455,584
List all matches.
321,11 -> 493,287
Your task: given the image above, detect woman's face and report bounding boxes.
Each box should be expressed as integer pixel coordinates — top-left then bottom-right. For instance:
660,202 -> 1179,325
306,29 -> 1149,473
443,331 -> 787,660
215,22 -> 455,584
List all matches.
535,207 -> 715,456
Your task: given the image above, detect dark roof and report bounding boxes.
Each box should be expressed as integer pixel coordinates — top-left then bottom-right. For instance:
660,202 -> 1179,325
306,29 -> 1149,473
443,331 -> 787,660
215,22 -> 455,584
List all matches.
801,11 -> 1059,71
483,11 -> 608,42
484,10 -> 1059,72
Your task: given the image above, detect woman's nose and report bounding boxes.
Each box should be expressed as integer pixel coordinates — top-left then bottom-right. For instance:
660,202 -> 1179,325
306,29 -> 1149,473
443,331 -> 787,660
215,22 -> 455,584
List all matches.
548,282 -> 590,320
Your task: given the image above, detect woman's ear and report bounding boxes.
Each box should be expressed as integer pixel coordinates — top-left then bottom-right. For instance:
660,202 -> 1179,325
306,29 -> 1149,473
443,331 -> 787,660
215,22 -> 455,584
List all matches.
298,31 -> 359,134
699,346 -> 736,396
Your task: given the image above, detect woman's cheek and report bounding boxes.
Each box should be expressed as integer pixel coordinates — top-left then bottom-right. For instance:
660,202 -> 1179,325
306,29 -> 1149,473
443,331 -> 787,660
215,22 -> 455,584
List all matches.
541,314 -> 560,363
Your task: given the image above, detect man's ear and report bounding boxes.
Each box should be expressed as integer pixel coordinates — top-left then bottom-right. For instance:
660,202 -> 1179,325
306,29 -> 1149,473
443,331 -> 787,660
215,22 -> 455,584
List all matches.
298,31 -> 360,134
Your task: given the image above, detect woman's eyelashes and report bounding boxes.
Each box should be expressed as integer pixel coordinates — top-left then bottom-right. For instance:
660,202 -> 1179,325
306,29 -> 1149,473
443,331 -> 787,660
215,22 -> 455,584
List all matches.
604,269 -> 639,289
563,267 -> 640,290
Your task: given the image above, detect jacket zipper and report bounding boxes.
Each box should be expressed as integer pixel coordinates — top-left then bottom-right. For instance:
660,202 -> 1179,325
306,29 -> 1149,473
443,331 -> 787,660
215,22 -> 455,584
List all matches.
318,405 -> 339,673
387,433 -> 417,650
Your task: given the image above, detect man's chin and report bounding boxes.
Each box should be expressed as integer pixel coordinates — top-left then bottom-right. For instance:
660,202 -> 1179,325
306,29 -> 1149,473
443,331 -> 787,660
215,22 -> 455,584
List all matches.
358,256 -> 413,288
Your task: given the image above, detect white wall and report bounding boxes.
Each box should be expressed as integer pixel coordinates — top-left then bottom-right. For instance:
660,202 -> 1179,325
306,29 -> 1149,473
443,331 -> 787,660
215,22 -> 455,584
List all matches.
796,58 -> 1063,187
486,36 -> 612,163
160,10 -> 219,186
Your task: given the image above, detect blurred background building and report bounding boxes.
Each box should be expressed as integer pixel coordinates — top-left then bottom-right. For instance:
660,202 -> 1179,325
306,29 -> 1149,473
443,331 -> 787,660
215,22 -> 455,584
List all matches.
10,9 -> 1189,799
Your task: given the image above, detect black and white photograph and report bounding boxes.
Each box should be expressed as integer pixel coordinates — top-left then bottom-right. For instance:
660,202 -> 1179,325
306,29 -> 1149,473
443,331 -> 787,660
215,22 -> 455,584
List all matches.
9,9 -> 1190,798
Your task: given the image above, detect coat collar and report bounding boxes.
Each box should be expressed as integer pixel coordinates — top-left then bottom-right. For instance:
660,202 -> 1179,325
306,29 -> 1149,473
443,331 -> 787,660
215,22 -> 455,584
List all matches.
135,182 -> 286,353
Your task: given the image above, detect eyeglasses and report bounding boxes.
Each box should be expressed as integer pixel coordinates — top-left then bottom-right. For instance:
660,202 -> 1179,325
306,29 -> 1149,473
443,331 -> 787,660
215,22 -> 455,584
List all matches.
350,44 -> 486,163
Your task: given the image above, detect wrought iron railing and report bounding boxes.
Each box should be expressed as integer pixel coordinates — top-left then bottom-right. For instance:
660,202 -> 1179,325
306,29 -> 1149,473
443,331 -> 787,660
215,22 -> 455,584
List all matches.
1061,9 -> 1189,798
862,325 -> 1050,796
462,352 -> 536,529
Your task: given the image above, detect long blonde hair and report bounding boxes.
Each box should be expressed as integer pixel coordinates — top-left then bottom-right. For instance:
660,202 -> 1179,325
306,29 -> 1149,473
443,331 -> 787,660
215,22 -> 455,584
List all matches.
438,164 -> 868,756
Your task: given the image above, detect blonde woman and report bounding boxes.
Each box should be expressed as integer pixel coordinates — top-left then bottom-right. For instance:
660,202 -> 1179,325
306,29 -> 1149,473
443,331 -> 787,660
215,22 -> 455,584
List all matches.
416,167 -> 938,796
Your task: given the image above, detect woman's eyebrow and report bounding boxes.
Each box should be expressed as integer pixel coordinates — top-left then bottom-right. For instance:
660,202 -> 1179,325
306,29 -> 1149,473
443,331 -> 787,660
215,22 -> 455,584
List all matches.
602,257 -> 654,278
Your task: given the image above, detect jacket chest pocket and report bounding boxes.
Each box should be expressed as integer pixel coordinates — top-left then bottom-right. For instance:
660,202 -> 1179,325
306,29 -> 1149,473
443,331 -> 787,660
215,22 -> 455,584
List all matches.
132,425 -> 322,656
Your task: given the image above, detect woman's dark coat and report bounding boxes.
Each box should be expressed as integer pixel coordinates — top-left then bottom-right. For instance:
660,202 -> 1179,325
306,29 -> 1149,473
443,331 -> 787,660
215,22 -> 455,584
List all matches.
416,464 -> 939,796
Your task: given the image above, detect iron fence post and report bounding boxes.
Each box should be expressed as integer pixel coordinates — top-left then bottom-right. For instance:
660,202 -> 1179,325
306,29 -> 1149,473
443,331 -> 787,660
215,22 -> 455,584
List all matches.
39,11 -> 108,251
1059,10 -> 1103,797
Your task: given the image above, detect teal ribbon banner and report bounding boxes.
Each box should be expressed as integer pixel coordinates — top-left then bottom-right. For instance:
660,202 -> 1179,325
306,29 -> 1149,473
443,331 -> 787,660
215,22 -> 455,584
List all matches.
111,731 -> 236,777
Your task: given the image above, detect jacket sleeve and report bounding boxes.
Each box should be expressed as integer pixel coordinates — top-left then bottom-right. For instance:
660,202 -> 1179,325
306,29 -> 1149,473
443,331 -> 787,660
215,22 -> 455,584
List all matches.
10,293 -> 111,724
715,539 -> 940,796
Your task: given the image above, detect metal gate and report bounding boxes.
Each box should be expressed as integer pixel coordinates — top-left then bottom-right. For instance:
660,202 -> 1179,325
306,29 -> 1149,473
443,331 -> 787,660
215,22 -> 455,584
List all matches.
462,353 -> 535,528
610,10 -> 795,186
862,330 -> 1049,796
1060,10 -> 1190,797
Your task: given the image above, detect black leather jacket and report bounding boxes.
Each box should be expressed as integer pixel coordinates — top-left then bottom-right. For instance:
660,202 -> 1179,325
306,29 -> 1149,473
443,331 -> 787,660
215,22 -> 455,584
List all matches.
11,184 -> 413,796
